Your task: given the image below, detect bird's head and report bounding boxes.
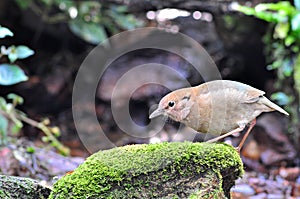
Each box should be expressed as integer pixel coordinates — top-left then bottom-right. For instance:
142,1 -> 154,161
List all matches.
149,89 -> 194,122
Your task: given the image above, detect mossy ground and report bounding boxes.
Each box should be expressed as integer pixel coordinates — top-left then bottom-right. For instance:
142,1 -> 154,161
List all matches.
49,142 -> 243,199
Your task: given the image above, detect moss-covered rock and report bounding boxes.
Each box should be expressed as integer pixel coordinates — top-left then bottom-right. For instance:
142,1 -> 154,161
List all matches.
0,175 -> 51,199
49,142 -> 243,199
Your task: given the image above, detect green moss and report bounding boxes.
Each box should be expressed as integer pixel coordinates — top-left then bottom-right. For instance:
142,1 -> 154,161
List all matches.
0,175 -> 50,199
49,142 -> 243,199
0,189 -> 11,198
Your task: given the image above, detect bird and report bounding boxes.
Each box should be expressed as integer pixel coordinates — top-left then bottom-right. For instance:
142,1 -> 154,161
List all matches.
149,80 -> 289,151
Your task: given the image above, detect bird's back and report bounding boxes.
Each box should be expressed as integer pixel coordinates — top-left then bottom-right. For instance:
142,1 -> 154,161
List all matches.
196,80 -> 265,99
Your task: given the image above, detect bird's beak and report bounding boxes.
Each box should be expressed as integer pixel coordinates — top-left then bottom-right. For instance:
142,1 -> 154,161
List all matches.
149,108 -> 164,119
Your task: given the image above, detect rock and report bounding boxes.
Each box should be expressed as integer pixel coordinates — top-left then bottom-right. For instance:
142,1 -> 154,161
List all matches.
0,175 -> 51,199
267,194 -> 285,199
49,142 -> 243,199
231,184 -> 256,196
249,192 -> 268,199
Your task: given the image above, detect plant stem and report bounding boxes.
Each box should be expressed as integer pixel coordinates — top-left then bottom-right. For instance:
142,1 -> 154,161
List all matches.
0,109 -> 70,155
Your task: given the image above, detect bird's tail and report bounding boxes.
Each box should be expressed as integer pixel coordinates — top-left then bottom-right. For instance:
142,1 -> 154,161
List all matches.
260,96 -> 289,115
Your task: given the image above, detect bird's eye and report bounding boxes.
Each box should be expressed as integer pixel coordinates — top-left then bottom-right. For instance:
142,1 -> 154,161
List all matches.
168,101 -> 175,107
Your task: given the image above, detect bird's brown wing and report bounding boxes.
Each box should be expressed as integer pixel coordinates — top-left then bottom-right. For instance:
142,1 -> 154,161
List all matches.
196,80 -> 266,105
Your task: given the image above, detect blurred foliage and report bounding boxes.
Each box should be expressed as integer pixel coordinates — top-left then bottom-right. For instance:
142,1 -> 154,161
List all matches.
14,0 -> 144,44
236,1 -> 300,142
0,26 -> 30,85
0,26 -> 69,155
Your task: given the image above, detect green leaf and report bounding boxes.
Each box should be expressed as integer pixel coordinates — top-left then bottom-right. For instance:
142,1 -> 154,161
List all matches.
7,45 -> 34,62
5,103 -> 13,113
7,93 -> 24,105
271,92 -> 291,105
293,54 -> 300,101
26,146 -> 35,153
295,0 -> 300,10
51,127 -> 61,137
77,1 -> 100,15
291,13 -> 300,33
235,5 -> 256,15
42,136 -> 49,143
255,2 -> 294,14
54,0 -> 75,10
113,5 -> 128,13
111,13 -> 143,30
108,8 -> 144,30
11,122 -> 22,134
14,0 -> 33,9
0,26 -> 13,38
292,45 -> 299,52
282,59 -> 293,77
0,64 -> 28,85
237,2 -> 293,23
285,35 -> 296,46
7,46 -> 18,63
0,97 -> 7,110
274,22 -> 290,39
51,141 -> 59,147
15,46 -> 34,59
237,6 -> 284,22
0,114 -> 8,137
69,19 -> 107,44
256,11 -> 287,23
40,0 -> 53,6
267,59 -> 283,70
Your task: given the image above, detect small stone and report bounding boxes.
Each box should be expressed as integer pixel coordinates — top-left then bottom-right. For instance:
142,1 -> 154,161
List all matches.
231,184 -> 256,196
249,192 -> 267,199
267,194 -> 285,199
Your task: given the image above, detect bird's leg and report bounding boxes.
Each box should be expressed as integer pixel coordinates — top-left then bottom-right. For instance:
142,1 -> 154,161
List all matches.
206,126 -> 245,143
237,119 -> 256,151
